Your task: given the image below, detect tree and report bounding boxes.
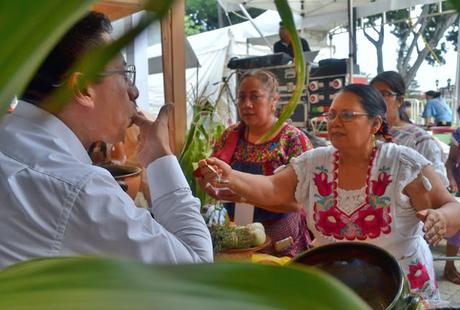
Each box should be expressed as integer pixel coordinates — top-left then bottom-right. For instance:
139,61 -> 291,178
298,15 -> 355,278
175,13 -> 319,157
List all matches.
185,0 -> 265,33
185,15 -> 204,36
360,2 -> 458,86
362,15 -> 385,73
389,2 -> 458,85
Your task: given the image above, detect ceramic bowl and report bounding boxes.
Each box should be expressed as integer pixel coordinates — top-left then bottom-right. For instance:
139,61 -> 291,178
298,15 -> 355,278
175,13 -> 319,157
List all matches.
100,164 -> 142,200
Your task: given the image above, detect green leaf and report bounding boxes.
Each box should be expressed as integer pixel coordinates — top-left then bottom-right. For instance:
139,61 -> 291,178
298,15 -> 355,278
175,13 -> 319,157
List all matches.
260,0 -> 305,142
0,1 -> 95,113
0,256 -> 369,310
42,5 -> 174,113
450,0 -> 460,13
0,0 -> 175,116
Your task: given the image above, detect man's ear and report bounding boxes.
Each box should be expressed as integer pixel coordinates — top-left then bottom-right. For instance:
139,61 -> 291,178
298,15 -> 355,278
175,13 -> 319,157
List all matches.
68,72 -> 95,108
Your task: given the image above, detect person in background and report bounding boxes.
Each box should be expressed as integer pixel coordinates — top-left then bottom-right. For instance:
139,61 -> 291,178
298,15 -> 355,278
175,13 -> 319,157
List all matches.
422,90 -> 452,127
197,84 -> 460,305
444,105 -> 460,284
273,21 -> 310,58
0,11 -> 213,268
370,71 -> 448,187
401,100 -> 412,122
197,69 -> 313,257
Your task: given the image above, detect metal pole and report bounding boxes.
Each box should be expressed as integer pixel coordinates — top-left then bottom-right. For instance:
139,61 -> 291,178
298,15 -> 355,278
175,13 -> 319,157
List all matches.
455,28 -> 460,124
347,0 -> 354,83
433,256 -> 460,261
238,4 -> 273,51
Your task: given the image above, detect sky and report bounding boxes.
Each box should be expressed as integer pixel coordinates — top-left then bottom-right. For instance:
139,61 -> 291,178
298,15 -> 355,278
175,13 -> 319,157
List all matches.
328,26 -> 458,92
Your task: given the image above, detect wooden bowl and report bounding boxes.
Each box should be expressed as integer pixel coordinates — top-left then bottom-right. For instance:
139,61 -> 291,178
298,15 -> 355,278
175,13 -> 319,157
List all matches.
100,164 -> 142,200
216,237 -> 272,261
223,237 -> 272,254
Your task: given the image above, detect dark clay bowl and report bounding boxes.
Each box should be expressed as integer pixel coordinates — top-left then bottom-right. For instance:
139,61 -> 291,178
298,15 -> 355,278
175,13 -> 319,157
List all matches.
100,164 -> 142,200
292,242 -> 413,310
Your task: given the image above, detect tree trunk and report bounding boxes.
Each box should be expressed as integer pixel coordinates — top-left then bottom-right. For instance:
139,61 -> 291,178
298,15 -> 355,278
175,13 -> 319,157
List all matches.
397,12 -> 458,87
362,16 -> 385,74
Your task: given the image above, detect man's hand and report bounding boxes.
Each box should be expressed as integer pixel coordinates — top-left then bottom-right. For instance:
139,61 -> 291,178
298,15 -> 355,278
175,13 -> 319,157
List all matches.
133,104 -> 174,167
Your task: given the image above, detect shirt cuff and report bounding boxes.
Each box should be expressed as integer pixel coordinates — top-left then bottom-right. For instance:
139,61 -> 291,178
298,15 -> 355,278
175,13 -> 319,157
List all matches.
147,155 -> 190,200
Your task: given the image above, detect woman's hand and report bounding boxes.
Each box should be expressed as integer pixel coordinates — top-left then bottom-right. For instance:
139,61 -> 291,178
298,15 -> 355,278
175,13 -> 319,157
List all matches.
416,209 -> 448,245
195,158 -> 242,200
197,158 -> 232,184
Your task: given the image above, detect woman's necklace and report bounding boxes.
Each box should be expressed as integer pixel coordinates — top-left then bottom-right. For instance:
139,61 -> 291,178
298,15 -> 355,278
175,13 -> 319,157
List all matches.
332,146 -> 378,208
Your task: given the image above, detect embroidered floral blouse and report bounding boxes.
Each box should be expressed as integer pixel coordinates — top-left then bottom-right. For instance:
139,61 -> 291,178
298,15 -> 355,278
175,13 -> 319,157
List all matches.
291,142 -> 440,302
214,122 -> 312,221
391,123 -> 448,186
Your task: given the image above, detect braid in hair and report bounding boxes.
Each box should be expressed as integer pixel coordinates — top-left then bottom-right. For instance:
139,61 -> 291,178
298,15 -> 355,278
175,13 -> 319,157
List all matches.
377,119 -> 392,142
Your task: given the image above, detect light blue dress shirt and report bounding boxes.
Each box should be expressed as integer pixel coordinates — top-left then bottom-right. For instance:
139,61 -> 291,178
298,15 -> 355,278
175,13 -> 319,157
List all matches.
422,97 -> 452,123
0,101 -> 213,268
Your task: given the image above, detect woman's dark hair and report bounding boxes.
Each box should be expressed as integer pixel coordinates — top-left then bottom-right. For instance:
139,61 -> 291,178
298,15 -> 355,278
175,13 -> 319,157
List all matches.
426,90 -> 441,98
342,84 -> 392,142
21,11 -> 112,105
238,69 -> 279,98
370,71 -> 411,123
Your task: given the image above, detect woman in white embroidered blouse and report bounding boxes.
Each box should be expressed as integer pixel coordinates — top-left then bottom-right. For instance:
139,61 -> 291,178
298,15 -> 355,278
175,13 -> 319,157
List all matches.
370,71 -> 448,186
197,84 -> 460,304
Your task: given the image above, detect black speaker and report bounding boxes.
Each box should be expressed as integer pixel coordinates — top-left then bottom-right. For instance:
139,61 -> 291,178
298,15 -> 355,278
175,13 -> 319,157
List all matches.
227,53 -> 292,69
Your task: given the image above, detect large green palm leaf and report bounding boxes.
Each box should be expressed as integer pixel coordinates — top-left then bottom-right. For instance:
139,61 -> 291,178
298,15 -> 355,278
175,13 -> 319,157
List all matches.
0,0 -> 173,114
0,256 -> 369,309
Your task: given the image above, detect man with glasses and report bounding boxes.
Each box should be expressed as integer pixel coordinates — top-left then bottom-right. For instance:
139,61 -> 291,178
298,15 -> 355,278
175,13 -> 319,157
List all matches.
0,11 -> 212,267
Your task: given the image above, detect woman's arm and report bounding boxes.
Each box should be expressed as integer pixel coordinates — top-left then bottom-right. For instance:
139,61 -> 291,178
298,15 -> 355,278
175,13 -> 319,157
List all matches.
197,157 -> 299,209
404,165 -> 460,245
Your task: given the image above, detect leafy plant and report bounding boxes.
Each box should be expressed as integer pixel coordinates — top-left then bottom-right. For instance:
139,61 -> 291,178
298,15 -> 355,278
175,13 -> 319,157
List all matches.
0,256 -> 370,309
179,83 -> 229,206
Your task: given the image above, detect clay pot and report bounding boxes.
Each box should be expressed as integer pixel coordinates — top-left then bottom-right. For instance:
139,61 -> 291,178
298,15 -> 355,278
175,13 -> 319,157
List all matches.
100,164 -> 142,200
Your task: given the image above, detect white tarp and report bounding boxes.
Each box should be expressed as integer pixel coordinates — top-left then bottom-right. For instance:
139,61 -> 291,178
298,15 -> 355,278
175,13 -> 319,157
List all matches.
146,10 -> 328,122
219,0 -> 443,31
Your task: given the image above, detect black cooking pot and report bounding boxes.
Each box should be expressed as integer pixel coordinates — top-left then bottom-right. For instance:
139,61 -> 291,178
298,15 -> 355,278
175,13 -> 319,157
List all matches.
292,242 -> 419,310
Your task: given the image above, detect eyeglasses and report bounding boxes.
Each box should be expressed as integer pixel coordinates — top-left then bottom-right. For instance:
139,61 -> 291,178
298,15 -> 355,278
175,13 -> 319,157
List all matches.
323,111 -> 369,122
236,94 -> 268,105
101,64 -> 136,86
379,90 -> 398,98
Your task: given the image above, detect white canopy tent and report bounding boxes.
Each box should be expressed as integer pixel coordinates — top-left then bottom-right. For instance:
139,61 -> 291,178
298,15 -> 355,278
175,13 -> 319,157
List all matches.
123,0 -> 456,122
146,10 -> 330,122
218,0 -> 444,31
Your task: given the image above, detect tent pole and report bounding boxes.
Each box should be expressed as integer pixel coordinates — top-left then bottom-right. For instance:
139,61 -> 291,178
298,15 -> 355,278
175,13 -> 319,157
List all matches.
238,4 -> 273,51
455,28 -> 460,124
347,0 -> 354,83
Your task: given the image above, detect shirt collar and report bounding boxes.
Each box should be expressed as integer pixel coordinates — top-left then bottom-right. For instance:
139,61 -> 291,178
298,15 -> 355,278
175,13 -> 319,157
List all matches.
13,100 -> 92,164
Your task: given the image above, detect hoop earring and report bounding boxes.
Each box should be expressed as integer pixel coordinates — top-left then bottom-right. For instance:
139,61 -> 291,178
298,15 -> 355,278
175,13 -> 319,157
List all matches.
371,133 -> 377,148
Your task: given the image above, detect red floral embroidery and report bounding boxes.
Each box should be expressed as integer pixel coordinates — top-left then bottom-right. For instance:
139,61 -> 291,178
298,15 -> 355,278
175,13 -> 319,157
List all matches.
407,261 -> 430,289
316,206 -> 347,238
314,171 -> 333,196
313,147 -> 394,240
371,172 -> 392,196
356,205 -> 391,238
